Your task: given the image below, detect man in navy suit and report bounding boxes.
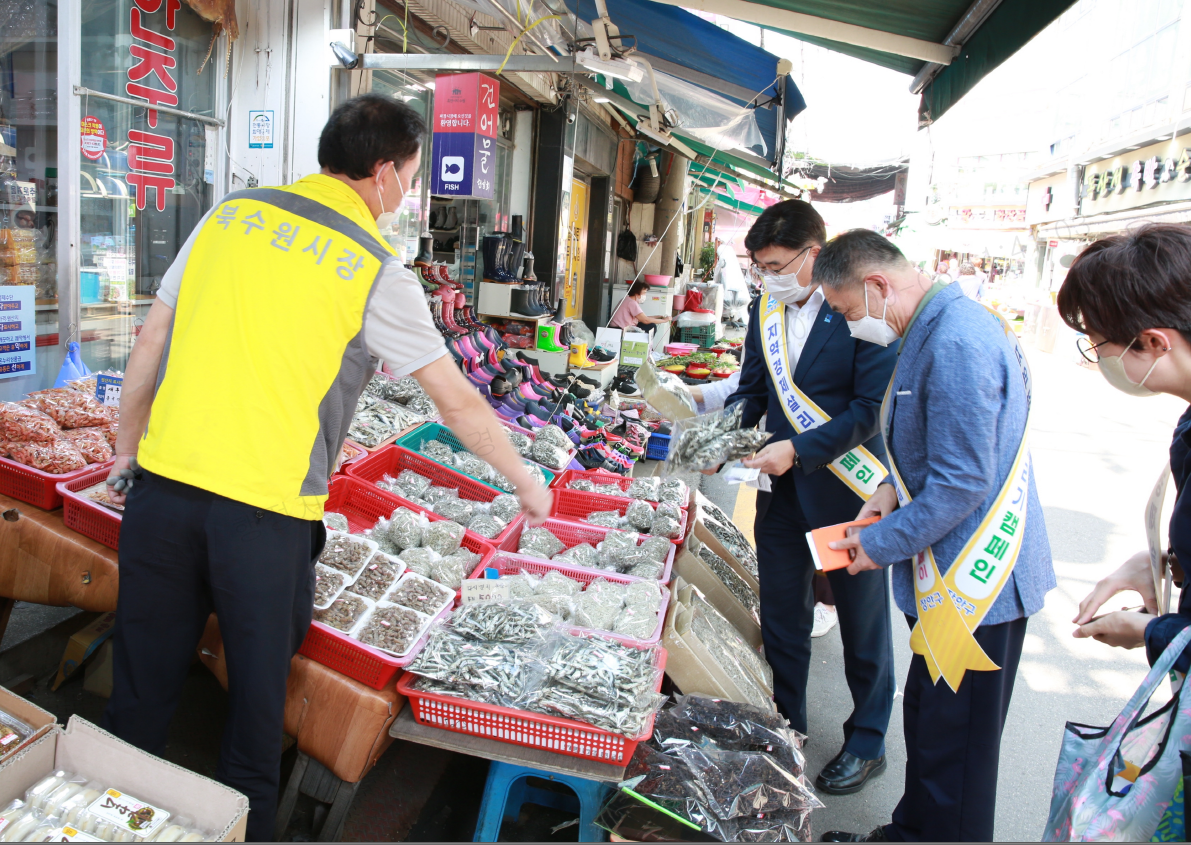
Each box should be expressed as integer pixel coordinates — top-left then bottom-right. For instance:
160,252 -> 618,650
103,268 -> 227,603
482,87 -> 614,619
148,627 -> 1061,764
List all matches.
726,200 -> 898,795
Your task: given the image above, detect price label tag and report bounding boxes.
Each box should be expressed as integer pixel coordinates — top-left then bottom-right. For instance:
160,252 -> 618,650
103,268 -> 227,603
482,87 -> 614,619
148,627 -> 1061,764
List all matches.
460,579 -> 511,604
96,374 -> 123,408
86,789 -> 170,838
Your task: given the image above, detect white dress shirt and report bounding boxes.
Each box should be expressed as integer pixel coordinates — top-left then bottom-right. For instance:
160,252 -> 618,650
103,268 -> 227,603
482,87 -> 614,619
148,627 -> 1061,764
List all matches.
785,287 -> 825,372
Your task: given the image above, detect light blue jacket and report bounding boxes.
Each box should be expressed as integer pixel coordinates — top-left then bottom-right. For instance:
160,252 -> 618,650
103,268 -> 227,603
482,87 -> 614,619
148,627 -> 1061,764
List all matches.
860,284 -> 1055,624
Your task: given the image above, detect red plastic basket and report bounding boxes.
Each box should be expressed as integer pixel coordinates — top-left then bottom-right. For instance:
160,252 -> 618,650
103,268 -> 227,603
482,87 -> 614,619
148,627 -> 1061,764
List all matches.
0,454 -> 104,511
397,637 -> 667,764
551,469 -> 690,512
345,446 -> 521,544
497,517 -> 674,583
57,465 -> 122,550
549,488 -> 689,545
298,603 -> 451,692
468,552 -> 670,646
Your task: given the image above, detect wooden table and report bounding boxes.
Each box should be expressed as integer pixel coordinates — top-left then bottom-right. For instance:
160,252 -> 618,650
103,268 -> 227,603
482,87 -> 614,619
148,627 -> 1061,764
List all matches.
388,707 -> 628,782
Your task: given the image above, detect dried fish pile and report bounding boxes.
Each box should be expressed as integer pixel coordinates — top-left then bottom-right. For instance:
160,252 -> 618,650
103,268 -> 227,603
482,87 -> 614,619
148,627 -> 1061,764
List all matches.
358,603 -> 428,656
367,507 -> 477,590
514,525 -> 670,578
388,574 -> 454,615
348,393 -> 425,447
698,543 -> 760,625
375,468 -> 519,539
699,499 -> 759,578
364,373 -> 438,418
350,555 -> 404,600
417,436 -> 546,492
318,533 -> 375,578
665,405 -> 771,472
314,594 -> 370,633
313,565 -> 347,609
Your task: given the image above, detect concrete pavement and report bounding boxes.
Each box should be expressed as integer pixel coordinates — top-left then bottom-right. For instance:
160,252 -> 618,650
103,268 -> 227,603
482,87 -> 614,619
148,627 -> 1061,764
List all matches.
802,341 -> 1187,841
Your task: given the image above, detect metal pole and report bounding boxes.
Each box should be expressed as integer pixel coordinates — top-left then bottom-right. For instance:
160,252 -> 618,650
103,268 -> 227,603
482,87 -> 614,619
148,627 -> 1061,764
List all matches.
72,87 -> 226,127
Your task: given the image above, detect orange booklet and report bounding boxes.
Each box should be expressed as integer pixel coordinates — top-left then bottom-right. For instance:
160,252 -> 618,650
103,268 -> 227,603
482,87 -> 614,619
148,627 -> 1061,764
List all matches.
805,516 -> 882,572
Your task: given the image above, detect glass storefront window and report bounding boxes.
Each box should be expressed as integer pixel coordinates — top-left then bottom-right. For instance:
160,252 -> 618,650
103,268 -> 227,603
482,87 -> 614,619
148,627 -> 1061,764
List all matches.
78,0 -> 217,374
0,0 -> 60,399
370,70 -> 431,262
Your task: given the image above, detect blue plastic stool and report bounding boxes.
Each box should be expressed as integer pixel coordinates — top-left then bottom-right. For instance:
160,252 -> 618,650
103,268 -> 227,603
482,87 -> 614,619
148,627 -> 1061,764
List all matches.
473,761 -> 611,842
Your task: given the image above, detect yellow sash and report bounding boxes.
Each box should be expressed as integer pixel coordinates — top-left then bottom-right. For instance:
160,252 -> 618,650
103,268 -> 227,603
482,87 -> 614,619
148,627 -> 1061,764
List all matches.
759,293 -> 885,500
884,307 -> 1033,692
1147,463 -> 1174,615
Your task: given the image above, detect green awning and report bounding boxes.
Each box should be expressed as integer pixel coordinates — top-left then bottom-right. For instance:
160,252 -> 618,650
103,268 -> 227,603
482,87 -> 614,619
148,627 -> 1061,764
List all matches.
697,186 -> 768,216
643,0 -> 1078,123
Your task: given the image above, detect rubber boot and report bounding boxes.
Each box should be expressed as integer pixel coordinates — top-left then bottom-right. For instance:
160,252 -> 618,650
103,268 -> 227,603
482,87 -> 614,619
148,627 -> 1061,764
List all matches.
483,235 -> 507,283
510,288 -> 538,318
537,323 -> 567,353
414,234 -> 434,266
569,342 -> 594,368
522,253 -> 537,282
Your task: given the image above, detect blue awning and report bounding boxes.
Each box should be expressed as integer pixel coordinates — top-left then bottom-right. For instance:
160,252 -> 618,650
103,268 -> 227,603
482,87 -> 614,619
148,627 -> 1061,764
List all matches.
567,0 -> 805,168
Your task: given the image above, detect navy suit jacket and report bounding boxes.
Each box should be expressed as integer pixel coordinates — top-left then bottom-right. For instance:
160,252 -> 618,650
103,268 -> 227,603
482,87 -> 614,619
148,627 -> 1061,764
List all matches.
727,293 -> 899,529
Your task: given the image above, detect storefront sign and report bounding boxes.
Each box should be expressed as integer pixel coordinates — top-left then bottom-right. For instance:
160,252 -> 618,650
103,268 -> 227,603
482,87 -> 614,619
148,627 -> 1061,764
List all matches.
124,0 -> 181,212
249,110 -> 274,149
948,206 -> 1027,228
0,287 -> 36,379
430,73 -> 499,199
1076,136 -> 1191,216
80,116 -> 107,161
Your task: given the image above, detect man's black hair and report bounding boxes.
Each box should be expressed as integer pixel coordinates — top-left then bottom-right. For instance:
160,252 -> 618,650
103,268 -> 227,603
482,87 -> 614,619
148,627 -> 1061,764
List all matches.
318,94 -> 425,181
812,229 -> 909,290
743,200 -> 827,257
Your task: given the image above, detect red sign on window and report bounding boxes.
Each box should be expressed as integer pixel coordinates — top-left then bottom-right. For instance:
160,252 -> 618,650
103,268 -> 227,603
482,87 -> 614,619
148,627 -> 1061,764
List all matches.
80,116 -> 107,161
124,0 -> 181,212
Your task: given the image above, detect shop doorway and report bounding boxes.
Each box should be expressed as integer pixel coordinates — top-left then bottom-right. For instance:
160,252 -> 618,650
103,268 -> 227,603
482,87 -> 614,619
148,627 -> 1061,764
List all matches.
563,179 -> 588,319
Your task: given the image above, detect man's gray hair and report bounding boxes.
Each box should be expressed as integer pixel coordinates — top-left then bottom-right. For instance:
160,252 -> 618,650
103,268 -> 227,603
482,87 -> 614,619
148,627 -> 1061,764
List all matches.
812,229 -> 910,290
958,262 -> 976,276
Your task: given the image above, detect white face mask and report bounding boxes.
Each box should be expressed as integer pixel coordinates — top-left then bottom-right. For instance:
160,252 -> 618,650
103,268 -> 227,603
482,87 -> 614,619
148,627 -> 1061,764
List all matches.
847,284 -> 900,347
374,162 -> 407,231
1098,340 -> 1161,397
764,249 -> 813,305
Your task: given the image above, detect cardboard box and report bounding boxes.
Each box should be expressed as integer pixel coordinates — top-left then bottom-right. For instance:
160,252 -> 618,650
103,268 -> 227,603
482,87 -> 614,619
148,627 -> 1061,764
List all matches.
0,717 -> 249,841
0,686 -> 56,764
83,640 -> 114,698
53,612 -> 116,691
662,581 -> 775,710
620,330 -> 650,368
673,537 -> 762,650
692,492 -> 760,594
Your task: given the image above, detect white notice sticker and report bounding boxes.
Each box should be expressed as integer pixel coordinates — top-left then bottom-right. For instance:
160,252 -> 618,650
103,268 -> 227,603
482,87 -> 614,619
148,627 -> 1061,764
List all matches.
87,789 -> 170,838
460,579 -> 511,604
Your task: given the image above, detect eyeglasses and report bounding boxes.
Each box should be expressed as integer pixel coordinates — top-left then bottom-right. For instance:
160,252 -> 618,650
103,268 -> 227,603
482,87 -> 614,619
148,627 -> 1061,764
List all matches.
750,246 -> 810,278
1076,335 -> 1128,364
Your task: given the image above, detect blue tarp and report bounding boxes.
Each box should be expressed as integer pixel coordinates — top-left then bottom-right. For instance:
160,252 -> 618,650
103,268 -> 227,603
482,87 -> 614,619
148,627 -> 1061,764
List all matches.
567,0 -> 805,167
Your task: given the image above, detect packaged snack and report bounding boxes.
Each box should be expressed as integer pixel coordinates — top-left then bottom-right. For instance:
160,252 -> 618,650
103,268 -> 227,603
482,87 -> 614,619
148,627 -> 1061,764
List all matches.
4,440 -> 87,473
27,390 -> 114,429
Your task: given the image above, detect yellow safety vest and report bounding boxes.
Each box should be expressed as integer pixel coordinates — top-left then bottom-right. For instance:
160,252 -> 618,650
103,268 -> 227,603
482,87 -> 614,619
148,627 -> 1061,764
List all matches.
138,175 -> 397,520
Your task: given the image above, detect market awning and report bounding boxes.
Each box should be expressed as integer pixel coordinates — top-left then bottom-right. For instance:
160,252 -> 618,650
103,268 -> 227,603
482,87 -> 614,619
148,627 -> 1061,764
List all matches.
789,159 -> 908,203
567,0 -> 806,162
642,0 -> 1078,124
697,186 -> 769,216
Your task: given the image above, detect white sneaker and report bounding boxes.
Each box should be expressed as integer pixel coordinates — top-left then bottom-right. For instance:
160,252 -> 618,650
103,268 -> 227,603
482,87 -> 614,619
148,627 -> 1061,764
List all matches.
811,602 -> 838,638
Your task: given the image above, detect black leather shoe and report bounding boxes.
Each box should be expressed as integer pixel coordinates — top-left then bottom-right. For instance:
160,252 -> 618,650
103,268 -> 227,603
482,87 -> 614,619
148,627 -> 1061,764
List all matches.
816,750 -> 886,795
820,826 -> 888,842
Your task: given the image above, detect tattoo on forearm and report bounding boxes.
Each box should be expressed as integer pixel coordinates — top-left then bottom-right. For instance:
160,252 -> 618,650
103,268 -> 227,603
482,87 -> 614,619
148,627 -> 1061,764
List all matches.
463,428 -> 496,457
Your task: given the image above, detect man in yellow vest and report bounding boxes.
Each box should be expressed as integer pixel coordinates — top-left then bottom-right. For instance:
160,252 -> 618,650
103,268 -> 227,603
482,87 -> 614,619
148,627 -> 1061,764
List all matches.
100,94 -> 551,840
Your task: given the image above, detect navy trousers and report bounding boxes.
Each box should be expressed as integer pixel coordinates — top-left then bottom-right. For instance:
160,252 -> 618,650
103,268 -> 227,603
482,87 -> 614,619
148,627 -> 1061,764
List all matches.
754,477 -> 895,759
103,470 -> 324,842
887,614 -> 1027,842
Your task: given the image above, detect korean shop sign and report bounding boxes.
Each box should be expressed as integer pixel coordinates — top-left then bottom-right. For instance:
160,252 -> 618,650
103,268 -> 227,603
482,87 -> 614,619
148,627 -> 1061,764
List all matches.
1080,137 -> 1191,214
124,0 -> 182,212
430,73 -> 499,199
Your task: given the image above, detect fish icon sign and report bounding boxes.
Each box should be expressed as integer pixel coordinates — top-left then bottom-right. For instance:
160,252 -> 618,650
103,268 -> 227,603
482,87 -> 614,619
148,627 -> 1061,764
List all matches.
441,156 -> 465,183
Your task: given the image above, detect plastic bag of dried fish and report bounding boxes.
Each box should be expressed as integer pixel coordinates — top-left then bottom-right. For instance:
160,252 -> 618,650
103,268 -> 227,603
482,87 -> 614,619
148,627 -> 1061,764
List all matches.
532,570 -> 580,619
389,376 -> 426,403
613,607 -> 658,640
627,558 -> 665,579
518,527 -> 565,559
553,542 -> 600,569
396,469 -> 432,499
626,500 -> 655,532
451,600 -> 559,644
452,452 -> 492,481
398,546 -> 439,577
626,476 -> 661,502
658,478 -> 689,508
365,373 -> 402,402
373,507 -> 428,553
420,439 -> 455,463
406,393 -> 438,418
491,493 -> 522,523
351,554 -> 405,600
507,430 -> 533,457
665,405 -> 772,473
407,625 -> 545,699
698,544 -> 760,625
649,513 -> 683,540
434,496 -> 474,526
573,590 -> 621,631
423,485 -> 458,506
585,510 -> 624,529
595,482 -> 626,497
466,513 -> 506,539
598,530 -> 640,570
522,463 -> 547,488
322,512 -> 350,533
504,570 -> 540,600
389,573 -> 454,615
430,555 -> 469,590
568,478 -> 596,493
534,424 -> 571,451
423,520 -> 465,555
358,603 -> 429,656
530,439 -> 569,470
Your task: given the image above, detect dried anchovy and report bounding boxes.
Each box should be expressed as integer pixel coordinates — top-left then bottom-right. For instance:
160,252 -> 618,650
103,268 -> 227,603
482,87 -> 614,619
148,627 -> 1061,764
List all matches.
691,611 -> 771,709
547,636 -> 658,703
599,530 -> 641,570
508,431 -> 533,457
420,439 -> 455,463
626,500 -> 655,532
626,477 -> 661,502
638,535 -> 673,563
407,393 -> 438,418
655,502 -> 682,522
688,592 -> 773,694
573,592 -> 620,631
424,485 -> 458,505
658,478 -> 689,507
667,404 -> 771,472
614,608 -> 658,639
319,535 -> 373,575
595,483 -> 626,497
398,547 -> 437,576
359,604 -> 428,655
491,494 -> 522,522
348,398 -> 423,447
699,547 -> 761,624
454,452 -> 494,481
553,542 -> 600,569
323,512 -> 350,533
430,555 -> 469,589
627,559 -> 664,579
467,513 -> 506,539
397,469 -> 432,498
530,439 -> 569,470
379,507 -> 424,551
703,517 -> 759,578
407,628 -> 536,696
451,600 -> 557,644
535,424 -> 571,451
519,527 -> 565,559
314,593 -> 369,632
412,674 -> 506,706
423,520 -> 465,555
568,478 -> 597,493
391,376 -> 427,403
523,463 -> 547,488
529,681 -> 665,737
389,575 -> 454,614
351,556 -> 403,600
650,514 -> 682,540
585,510 -> 624,529
314,564 -> 347,608
434,497 -> 474,526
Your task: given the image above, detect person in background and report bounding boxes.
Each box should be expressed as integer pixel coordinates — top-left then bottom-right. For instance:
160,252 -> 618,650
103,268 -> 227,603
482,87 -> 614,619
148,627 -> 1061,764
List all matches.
101,94 -> 551,841
934,260 -> 953,284
955,262 -> 981,300
610,280 -> 672,336
726,200 -> 898,796
713,237 -> 750,327
689,370 -> 741,414
1062,226 -> 1191,674
817,230 -> 1054,844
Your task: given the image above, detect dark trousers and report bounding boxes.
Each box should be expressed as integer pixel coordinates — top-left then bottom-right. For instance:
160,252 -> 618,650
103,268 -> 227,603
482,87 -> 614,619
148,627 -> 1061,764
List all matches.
754,480 -> 895,759
887,614 -> 1028,842
102,470 -> 324,842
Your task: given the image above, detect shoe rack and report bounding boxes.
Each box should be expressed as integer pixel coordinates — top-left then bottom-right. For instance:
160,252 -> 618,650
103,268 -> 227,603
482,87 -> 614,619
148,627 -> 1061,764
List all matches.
430,198 -> 480,303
